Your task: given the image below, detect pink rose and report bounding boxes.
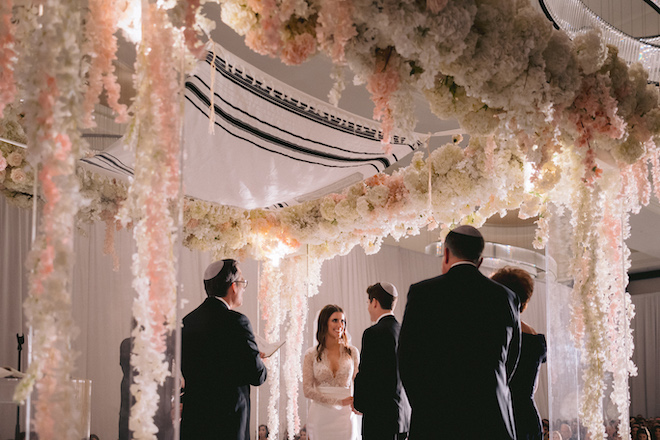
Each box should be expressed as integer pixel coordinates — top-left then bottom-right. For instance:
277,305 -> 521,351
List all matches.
281,33 -> 316,66
7,151 -> 24,167
0,169 -> 5,183
10,168 -> 27,183
0,154 -> 6,171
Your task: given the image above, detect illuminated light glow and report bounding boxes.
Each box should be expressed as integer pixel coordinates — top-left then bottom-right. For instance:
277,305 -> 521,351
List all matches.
262,239 -> 297,267
523,161 -> 535,193
117,0 -> 141,42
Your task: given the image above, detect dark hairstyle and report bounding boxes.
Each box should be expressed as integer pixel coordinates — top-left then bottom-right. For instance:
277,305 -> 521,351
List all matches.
491,266 -> 535,309
315,304 -> 351,361
637,427 -> 651,440
90,435 -> 100,440
366,283 -> 395,310
444,228 -> 484,264
258,424 -> 269,438
204,259 -> 240,298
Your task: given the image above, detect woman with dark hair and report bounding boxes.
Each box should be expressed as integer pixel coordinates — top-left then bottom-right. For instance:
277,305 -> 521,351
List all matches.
303,304 -> 360,439
652,424 -> 660,440
637,427 -> 652,440
258,424 -> 269,439
491,266 -> 547,440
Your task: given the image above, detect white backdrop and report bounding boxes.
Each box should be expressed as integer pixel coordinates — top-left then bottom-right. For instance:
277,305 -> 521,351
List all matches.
2,195 -> 656,439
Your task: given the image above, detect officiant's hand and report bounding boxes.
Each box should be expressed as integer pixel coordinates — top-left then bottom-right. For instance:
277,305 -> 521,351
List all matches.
340,396 -> 353,407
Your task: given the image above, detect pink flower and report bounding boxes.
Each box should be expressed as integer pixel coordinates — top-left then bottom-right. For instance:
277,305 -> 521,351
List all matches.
246,26 -> 281,57
426,0 -> 448,13
7,151 -> 23,167
82,0 -> 128,127
0,153 -> 6,171
0,0 -> 17,115
10,167 -> 26,183
0,168 -> 5,183
316,0 -> 356,64
281,33 -> 316,65
366,56 -> 400,145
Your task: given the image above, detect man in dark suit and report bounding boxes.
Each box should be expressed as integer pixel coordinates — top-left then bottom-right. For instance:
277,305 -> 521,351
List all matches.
354,282 -> 411,440
181,259 -> 268,440
398,225 -> 521,440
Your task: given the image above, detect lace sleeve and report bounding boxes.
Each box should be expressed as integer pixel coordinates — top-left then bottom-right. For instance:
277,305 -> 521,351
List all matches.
302,349 -> 341,405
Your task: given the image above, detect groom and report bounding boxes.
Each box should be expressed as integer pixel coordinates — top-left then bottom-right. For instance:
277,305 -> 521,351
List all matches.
353,282 -> 411,440
398,225 -> 521,439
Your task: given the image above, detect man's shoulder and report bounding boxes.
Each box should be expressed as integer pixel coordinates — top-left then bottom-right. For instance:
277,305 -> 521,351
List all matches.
410,274 -> 445,294
366,318 -> 399,341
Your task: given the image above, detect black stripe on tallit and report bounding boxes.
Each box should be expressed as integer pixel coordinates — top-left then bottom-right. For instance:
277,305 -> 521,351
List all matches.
184,89 -> 382,172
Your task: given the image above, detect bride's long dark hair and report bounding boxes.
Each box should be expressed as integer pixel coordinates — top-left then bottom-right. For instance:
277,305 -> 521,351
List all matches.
315,304 -> 351,361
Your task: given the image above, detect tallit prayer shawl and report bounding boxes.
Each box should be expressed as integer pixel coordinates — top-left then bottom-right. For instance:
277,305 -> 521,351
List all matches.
81,42 -> 421,210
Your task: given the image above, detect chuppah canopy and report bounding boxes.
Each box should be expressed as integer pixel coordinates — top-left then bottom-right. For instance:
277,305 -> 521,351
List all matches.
81,42 -> 421,210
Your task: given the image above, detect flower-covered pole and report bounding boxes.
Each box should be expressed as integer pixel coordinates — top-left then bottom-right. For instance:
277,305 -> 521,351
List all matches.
116,2 -> 184,438
10,0 -> 86,439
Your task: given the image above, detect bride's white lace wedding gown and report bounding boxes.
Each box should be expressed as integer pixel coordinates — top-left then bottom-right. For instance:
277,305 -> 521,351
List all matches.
303,345 -> 361,440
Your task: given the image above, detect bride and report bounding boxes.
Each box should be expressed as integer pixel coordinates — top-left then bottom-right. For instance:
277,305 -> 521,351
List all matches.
303,304 -> 360,440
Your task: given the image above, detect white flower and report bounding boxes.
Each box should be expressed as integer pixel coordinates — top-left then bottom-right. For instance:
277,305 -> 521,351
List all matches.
7,151 -> 23,167
574,29 -> 608,75
10,168 -> 27,183
221,1 -> 257,36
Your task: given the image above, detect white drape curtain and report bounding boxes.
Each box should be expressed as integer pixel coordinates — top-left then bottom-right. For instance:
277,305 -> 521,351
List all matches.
1,195 -> 657,440
630,292 -> 660,418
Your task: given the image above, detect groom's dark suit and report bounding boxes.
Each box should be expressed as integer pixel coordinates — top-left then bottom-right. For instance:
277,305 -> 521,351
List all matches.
181,297 -> 267,440
398,264 -> 521,440
354,314 -> 411,440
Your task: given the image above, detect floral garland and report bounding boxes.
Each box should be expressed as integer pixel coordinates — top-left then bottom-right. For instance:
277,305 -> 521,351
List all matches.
9,0 -> 86,439
116,3 -> 185,439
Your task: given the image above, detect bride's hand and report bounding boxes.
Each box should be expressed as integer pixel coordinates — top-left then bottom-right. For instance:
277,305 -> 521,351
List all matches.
340,396 -> 353,406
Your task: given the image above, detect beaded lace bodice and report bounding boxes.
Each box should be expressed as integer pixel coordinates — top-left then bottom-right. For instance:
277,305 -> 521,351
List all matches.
303,345 -> 359,405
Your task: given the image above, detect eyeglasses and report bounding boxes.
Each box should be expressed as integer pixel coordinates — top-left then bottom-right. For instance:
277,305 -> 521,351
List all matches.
234,279 -> 248,288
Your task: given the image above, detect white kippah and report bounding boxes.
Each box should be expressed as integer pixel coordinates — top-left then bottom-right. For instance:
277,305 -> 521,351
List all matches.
451,225 -> 482,238
204,260 -> 225,280
379,282 -> 398,298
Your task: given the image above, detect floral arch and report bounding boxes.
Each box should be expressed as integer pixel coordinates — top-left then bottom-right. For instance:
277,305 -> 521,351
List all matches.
0,0 -> 658,439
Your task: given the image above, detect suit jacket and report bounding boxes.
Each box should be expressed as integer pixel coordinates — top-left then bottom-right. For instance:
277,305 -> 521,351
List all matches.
181,297 -> 267,440
354,315 -> 411,439
397,264 -> 521,440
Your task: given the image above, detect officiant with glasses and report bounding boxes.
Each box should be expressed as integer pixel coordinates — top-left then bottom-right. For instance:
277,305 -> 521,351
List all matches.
180,259 -> 267,440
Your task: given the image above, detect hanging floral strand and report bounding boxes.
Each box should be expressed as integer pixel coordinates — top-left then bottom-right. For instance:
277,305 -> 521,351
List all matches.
81,0 -> 128,127
259,261 -> 283,439
0,0 -> 16,115
11,1 -> 86,439
116,3 -> 183,439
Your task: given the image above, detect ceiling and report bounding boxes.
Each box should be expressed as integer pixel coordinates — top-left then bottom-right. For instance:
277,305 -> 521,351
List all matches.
94,0 -> 660,275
